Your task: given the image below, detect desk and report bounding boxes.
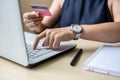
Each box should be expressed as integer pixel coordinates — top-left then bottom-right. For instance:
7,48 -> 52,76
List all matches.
0,39 -> 120,80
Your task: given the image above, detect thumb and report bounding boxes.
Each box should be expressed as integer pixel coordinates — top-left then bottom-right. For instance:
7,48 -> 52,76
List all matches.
28,11 -> 39,18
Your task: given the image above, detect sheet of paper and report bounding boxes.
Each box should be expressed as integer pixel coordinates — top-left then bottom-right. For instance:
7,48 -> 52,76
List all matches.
84,45 -> 120,77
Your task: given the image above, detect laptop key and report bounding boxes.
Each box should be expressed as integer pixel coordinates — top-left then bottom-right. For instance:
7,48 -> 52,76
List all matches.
26,44 -> 53,59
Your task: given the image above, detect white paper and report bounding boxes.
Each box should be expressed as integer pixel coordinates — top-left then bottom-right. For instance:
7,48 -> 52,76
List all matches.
84,45 -> 120,77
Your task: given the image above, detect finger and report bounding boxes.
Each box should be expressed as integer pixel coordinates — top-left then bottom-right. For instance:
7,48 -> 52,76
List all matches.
29,11 -> 39,18
24,18 -> 42,28
25,17 -> 43,22
24,18 -> 33,23
53,34 -> 61,48
25,22 -> 36,28
24,20 -> 40,28
32,17 -> 43,21
32,20 -> 42,27
49,32 -> 55,48
23,12 -> 38,19
42,30 -> 51,46
29,11 -> 44,19
26,20 -> 41,28
42,37 -> 49,46
33,30 -> 46,50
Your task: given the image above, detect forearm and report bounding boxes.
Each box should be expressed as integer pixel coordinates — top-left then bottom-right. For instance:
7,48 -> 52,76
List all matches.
81,22 -> 120,43
41,0 -> 62,28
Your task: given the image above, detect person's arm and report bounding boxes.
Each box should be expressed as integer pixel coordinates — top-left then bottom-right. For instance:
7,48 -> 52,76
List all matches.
41,0 -> 63,28
33,0 -> 120,49
23,0 -> 63,33
80,0 -> 120,43
81,22 -> 120,43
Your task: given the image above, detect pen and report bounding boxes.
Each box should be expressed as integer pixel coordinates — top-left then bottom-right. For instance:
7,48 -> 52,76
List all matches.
70,48 -> 83,66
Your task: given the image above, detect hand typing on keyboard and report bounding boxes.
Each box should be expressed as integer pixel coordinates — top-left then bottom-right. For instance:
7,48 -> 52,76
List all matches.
27,44 -> 53,59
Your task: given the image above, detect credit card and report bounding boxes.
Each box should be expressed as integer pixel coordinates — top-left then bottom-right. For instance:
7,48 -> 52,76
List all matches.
31,4 -> 52,16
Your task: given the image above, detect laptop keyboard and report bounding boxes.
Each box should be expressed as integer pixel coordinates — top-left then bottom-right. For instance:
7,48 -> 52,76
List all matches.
26,44 -> 53,59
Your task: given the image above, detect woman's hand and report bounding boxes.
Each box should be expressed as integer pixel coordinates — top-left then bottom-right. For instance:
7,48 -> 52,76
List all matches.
23,11 -> 45,33
33,27 -> 74,49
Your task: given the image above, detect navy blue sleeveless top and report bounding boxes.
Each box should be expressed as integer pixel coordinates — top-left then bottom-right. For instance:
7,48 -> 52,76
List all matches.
60,0 -> 113,27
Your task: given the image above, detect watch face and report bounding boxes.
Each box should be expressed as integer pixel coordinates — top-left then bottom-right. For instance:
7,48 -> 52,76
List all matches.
73,25 -> 82,33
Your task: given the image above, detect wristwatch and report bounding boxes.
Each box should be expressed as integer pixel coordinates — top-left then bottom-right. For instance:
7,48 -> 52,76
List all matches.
70,24 -> 83,40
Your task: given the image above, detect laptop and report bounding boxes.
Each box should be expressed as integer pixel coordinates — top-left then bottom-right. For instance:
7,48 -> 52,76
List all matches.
0,0 -> 76,67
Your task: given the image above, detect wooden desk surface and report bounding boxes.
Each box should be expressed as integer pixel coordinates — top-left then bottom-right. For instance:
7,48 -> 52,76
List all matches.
0,39 -> 120,80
